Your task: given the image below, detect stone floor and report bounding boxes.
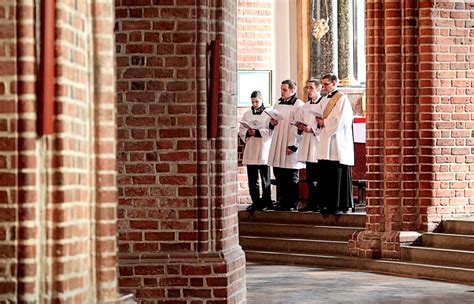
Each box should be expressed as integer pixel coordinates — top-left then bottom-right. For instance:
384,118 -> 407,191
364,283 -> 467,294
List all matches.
246,263 -> 474,304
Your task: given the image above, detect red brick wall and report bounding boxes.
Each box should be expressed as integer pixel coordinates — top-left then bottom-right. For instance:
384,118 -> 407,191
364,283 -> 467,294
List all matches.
1,1 -> 118,302
418,1 -> 474,229
357,0 -> 474,258
0,2 -> 18,302
115,1 -> 245,302
237,0 -> 273,204
237,0 -> 273,71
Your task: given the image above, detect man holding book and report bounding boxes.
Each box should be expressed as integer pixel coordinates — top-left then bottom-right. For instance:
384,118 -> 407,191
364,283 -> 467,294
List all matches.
295,79 -> 323,212
267,79 -> 305,211
238,90 -> 273,211
316,73 -> 354,215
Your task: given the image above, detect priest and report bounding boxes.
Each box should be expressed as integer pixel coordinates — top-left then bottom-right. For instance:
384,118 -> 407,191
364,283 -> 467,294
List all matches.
316,73 -> 354,215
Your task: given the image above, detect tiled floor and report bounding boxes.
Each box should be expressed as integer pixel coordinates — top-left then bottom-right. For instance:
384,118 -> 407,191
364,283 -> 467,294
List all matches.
246,263 -> 474,304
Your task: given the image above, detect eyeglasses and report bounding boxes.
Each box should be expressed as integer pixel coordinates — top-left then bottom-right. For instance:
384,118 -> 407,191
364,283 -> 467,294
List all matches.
321,82 -> 332,86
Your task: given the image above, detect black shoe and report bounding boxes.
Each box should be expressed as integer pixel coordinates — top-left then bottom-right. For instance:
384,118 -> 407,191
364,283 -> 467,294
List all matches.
275,205 -> 290,211
320,208 -> 332,215
298,207 -> 314,212
246,205 -> 258,212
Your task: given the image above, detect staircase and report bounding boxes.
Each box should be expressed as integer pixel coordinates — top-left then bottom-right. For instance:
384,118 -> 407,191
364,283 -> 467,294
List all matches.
240,211 -> 474,285
239,210 -> 365,267
400,219 -> 474,283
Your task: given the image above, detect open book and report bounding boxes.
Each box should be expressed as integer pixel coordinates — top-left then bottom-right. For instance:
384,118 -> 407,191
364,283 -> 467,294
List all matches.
290,119 -> 310,127
264,108 -> 285,120
239,120 -> 260,130
305,108 -> 324,119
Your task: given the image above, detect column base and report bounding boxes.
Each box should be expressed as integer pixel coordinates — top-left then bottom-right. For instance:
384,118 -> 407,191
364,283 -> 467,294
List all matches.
349,230 -> 421,259
118,245 -> 246,303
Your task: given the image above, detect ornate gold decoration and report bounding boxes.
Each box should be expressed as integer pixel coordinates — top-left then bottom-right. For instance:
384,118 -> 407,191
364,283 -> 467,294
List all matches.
312,18 -> 329,40
311,0 -> 330,40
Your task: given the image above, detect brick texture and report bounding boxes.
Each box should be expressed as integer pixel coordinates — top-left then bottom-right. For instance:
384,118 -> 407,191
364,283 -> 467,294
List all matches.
237,0 -> 273,71
0,2 -> 18,302
356,0 -> 474,258
1,1 -> 118,302
365,0 -> 420,234
116,1 -> 246,302
418,0 -> 474,230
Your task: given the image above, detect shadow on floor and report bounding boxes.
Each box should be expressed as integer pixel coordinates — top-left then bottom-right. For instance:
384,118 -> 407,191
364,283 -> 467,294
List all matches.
246,263 -> 474,304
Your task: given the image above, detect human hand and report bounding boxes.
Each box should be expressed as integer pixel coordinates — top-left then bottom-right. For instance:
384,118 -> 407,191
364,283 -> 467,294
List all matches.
247,129 -> 255,136
297,123 -> 306,131
271,118 -> 278,126
316,117 -> 324,127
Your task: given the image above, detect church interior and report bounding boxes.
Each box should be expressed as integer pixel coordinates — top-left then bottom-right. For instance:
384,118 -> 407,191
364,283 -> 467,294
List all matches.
1,0 -> 473,303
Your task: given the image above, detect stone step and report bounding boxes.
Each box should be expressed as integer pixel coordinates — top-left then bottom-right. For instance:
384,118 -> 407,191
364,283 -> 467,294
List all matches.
376,260 -> 474,286
238,210 -> 366,227
240,236 -> 349,256
421,232 -> 474,251
245,250 -> 355,268
401,246 -> 474,268
441,220 -> 474,235
245,250 -> 474,285
239,222 -> 363,241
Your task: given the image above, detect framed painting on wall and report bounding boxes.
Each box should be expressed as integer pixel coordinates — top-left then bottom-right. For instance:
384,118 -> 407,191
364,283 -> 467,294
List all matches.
237,70 -> 272,107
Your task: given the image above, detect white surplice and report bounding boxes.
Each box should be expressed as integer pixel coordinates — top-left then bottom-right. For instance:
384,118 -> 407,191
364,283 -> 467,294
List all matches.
316,93 -> 354,166
267,100 -> 305,169
296,102 -> 322,163
238,109 -> 272,165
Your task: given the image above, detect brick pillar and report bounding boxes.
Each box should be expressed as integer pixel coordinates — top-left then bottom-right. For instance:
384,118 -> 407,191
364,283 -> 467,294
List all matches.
351,0 -> 421,259
418,1 -> 474,228
1,1 -> 119,303
116,1 -> 246,302
351,0 -> 474,260
0,1 -> 18,301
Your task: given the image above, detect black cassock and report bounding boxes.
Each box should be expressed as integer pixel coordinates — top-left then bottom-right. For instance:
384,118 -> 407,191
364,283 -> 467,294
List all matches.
318,159 -> 353,214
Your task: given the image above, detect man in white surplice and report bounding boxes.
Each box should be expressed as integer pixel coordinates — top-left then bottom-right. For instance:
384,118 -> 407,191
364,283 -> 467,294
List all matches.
238,90 -> 273,212
267,79 -> 304,211
295,79 -> 323,212
316,73 -> 354,215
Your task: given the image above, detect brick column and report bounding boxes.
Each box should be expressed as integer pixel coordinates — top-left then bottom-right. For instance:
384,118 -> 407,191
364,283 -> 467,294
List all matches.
351,0 -> 474,260
0,1 -> 19,302
351,0 -> 420,260
116,1 -> 245,302
418,0 -> 474,227
1,1 -> 119,302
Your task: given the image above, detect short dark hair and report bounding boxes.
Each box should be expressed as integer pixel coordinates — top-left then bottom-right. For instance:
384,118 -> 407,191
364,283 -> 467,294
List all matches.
281,79 -> 297,90
250,90 -> 262,99
306,79 -> 321,88
321,73 -> 338,83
